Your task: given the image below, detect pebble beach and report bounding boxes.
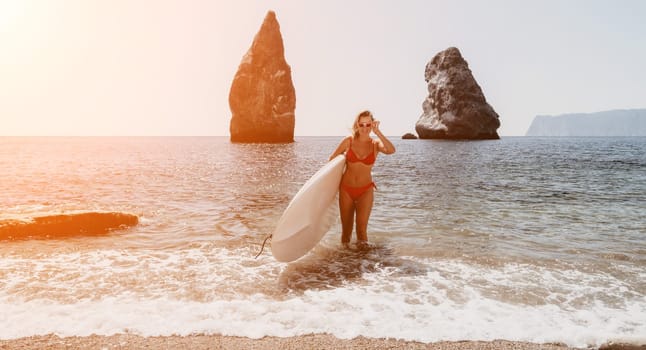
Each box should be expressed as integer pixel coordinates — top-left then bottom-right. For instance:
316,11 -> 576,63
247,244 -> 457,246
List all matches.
0,334 -> 588,350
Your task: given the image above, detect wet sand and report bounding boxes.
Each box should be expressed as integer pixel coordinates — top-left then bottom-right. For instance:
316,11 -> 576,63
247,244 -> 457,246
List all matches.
0,333 -> 594,350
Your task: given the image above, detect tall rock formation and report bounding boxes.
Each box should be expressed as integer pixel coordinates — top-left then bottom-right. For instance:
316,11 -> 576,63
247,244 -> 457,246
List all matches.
229,11 -> 296,143
415,47 -> 500,139
526,109 -> 646,136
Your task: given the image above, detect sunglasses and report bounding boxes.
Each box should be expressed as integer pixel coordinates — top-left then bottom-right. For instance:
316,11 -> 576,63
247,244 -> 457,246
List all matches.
358,123 -> 372,128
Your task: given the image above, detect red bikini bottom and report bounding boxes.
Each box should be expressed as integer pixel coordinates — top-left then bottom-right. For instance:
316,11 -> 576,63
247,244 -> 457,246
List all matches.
340,182 -> 376,201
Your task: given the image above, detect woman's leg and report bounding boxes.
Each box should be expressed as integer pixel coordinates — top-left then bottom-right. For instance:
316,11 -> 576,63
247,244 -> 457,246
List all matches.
339,189 -> 355,245
354,188 -> 374,242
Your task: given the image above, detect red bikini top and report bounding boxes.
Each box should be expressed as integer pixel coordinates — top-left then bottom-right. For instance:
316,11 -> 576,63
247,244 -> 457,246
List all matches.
346,138 -> 376,165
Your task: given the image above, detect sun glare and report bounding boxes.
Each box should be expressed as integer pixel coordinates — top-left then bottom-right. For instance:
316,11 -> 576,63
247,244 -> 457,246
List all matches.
0,0 -> 27,32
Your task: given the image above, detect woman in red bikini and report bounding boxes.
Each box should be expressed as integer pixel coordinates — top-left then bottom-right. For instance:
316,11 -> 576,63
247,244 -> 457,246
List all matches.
329,110 -> 396,247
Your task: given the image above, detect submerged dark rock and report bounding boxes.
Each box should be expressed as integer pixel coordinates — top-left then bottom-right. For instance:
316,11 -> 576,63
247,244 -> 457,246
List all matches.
0,212 -> 138,241
402,133 -> 418,139
415,47 -> 500,140
229,10 -> 296,143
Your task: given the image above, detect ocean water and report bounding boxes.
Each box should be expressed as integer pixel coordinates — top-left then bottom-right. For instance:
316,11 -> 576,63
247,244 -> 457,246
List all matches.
0,136 -> 644,347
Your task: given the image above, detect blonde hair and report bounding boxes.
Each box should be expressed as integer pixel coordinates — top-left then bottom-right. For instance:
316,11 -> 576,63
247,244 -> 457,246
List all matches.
352,110 -> 374,138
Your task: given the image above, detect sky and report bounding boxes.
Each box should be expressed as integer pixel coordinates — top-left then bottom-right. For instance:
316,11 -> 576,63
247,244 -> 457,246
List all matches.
1,0 -> 645,136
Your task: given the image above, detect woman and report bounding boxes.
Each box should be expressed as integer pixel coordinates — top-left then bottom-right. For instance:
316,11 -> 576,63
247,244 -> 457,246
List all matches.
329,110 -> 396,247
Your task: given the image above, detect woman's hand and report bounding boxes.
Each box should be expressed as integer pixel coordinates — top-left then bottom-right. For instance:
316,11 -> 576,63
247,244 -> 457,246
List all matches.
371,120 -> 396,155
371,120 -> 381,134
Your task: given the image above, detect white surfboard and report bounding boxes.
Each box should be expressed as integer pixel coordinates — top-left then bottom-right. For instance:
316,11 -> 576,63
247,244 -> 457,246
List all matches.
271,154 -> 345,262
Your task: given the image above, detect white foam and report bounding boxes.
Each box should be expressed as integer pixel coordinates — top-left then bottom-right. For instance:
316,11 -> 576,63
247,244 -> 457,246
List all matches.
2,282 -> 643,347
0,248 -> 644,348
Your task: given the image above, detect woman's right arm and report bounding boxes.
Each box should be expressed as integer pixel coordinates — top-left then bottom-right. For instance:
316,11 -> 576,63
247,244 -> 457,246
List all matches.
329,136 -> 351,161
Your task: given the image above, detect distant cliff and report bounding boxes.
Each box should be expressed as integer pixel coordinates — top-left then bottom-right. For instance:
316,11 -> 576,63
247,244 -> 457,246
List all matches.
526,109 -> 646,136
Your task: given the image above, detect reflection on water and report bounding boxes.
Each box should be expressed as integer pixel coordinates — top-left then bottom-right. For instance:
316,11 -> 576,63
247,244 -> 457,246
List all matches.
2,136 -> 644,265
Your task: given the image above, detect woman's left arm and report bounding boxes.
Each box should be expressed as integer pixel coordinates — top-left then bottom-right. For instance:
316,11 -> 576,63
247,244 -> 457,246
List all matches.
372,120 -> 396,155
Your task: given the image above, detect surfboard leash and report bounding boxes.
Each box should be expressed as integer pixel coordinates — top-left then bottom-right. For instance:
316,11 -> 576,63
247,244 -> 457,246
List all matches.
254,233 -> 272,259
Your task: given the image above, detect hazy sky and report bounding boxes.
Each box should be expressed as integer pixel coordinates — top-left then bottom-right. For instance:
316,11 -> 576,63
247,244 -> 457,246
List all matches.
2,0 -> 645,136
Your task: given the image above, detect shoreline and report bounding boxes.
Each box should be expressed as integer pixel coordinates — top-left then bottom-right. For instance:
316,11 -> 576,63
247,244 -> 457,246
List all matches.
0,335 -> 643,350
0,333 -> 601,350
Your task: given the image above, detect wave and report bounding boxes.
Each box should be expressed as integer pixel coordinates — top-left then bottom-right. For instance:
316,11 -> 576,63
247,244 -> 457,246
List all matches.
0,212 -> 138,241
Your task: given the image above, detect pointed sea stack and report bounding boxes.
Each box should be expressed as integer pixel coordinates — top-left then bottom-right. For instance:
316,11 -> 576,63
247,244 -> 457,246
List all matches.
228,11 -> 296,143
415,47 -> 500,139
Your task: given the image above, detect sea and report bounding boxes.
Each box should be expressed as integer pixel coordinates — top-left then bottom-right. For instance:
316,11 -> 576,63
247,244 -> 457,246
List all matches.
0,136 -> 644,348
